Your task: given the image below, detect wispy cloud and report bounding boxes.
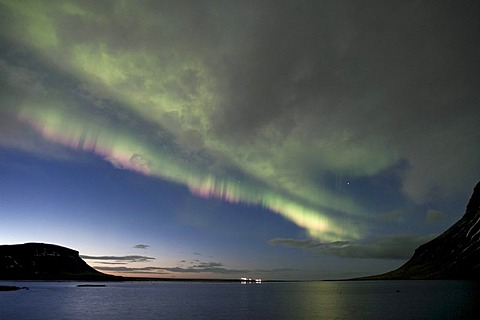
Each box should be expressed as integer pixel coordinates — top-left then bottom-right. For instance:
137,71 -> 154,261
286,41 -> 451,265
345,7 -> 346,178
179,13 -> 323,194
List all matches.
94,266 -> 168,274
80,255 -> 155,263
133,244 -> 149,249
192,262 -> 223,268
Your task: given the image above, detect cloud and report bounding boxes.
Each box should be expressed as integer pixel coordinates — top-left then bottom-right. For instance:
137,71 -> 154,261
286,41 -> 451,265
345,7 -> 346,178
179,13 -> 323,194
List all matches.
94,266 -> 168,274
192,262 -> 223,268
269,234 -> 437,260
80,255 -> 155,263
133,244 -> 149,250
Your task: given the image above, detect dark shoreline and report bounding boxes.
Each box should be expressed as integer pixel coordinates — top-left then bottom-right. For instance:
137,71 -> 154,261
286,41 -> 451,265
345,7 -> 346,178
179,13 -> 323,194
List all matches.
0,285 -> 29,291
3,278 -> 479,284
1,277 -> 294,283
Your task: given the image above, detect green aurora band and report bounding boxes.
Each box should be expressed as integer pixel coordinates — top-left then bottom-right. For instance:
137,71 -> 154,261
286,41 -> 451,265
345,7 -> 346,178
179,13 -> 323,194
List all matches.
1,0 -> 403,242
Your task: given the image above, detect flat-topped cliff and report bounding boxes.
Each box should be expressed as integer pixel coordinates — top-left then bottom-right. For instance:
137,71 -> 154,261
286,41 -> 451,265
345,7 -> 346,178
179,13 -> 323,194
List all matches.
0,243 -> 120,280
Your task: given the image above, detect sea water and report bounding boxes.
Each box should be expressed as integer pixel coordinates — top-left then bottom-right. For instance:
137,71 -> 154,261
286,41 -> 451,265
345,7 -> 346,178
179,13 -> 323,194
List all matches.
1,280 -> 479,319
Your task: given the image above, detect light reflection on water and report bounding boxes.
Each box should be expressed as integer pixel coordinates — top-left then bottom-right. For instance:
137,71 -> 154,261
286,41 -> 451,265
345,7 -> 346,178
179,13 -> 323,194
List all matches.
0,280 -> 479,319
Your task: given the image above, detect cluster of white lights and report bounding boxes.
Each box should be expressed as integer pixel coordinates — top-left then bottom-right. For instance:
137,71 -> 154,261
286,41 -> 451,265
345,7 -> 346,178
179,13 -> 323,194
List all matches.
240,277 -> 262,284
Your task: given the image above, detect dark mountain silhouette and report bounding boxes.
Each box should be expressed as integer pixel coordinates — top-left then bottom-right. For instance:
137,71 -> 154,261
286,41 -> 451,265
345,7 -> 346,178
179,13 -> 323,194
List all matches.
362,181 -> 480,280
0,243 -> 120,280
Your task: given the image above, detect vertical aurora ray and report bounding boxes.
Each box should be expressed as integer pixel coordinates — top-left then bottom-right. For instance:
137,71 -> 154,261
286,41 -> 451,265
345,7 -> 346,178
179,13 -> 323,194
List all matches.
19,104 -> 360,241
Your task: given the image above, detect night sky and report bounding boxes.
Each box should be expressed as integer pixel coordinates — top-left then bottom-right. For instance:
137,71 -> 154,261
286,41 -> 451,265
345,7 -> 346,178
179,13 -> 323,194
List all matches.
1,0 -> 479,280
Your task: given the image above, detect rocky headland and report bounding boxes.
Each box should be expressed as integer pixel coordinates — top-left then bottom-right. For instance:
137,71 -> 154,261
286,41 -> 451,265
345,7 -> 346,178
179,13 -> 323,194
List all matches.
361,181 -> 480,280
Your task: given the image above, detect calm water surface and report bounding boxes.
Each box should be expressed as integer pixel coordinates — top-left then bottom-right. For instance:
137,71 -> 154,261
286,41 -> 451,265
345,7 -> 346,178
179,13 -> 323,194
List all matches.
1,280 -> 479,319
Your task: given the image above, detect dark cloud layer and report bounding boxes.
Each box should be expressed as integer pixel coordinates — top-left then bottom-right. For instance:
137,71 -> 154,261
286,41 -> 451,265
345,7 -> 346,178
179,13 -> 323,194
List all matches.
269,234 -> 436,260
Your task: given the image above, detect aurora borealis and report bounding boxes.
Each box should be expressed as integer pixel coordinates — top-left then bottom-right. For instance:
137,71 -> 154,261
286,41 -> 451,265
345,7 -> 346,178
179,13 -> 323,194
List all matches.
1,1 -> 479,279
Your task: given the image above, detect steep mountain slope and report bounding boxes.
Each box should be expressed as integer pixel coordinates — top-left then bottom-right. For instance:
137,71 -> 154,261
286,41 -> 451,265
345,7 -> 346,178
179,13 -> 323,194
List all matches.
363,181 -> 480,280
0,243 -> 119,280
